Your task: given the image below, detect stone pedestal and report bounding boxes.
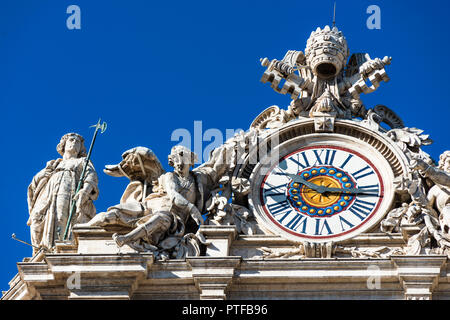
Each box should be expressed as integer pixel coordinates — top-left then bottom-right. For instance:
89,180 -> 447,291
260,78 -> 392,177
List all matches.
392,255 -> 447,300
188,226 -> 240,300
3,229 -> 450,300
187,257 -> 241,300
198,225 -> 238,257
72,226 -> 137,254
48,253 -> 153,300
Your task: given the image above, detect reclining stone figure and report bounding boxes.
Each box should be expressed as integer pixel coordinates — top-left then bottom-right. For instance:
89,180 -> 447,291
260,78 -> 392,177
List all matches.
78,140 -> 240,254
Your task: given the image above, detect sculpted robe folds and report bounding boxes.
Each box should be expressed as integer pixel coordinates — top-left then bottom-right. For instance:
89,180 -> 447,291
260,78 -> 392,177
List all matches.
27,157 -> 98,250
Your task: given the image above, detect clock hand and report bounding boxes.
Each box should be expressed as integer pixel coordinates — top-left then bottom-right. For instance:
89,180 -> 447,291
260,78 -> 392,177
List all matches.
283,173 -> 327,193
280,173 -> 379,196
319,186 -> 379,196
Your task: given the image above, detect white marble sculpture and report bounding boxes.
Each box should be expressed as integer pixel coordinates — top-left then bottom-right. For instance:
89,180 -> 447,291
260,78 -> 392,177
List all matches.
102,146 -> 164,208
254,25 -> 391,131
79,146 -> 201,253
27,133 -> 98,255
78,140 -> 245,258
111,145 -> 204,251
408,152 -> 450,252
379,147 -> 450,256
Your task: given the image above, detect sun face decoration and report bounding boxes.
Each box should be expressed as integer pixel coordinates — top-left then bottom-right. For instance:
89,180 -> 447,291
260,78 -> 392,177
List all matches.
286,166 -> 356,218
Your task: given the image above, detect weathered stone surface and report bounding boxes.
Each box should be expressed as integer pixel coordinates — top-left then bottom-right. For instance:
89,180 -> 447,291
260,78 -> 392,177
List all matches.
27,133 -> 99,255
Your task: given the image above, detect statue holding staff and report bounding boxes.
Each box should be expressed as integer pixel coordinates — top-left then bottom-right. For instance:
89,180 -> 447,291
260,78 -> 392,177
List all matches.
27,133 -> 99,254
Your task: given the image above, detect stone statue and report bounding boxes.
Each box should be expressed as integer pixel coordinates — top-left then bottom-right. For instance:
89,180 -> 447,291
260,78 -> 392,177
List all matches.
255,25 -> 392,131
27,133 -> 99,255
409,151 -> 450,248
111,145 -> 204,250
80,142 -> 239,255
78,129 -> 257,257
79,146 -> 200,250
102,146 -> 165,206
382,150 -> 450,256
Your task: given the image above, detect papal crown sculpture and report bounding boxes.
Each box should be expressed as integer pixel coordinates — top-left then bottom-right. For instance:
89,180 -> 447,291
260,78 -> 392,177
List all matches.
257,25 -> 392,130
9,24 -> 450,300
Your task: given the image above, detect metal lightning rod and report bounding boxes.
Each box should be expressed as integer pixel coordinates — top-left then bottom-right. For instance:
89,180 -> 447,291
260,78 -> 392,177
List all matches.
11,233 -> 41,250
333,2 -> 336,27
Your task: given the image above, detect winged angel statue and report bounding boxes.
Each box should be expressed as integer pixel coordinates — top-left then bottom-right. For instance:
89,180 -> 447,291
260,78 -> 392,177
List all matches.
77,132 -> 258,259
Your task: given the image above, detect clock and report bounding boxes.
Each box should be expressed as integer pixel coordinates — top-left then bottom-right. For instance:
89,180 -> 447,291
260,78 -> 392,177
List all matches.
247,130 -> 396,243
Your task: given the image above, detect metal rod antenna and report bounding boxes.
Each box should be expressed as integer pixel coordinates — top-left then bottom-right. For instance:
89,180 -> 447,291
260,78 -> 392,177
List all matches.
11,233 -> 40,250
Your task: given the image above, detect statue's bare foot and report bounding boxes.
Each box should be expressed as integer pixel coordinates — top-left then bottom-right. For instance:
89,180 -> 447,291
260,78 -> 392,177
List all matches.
112,233 -> 126,247
74,222 -> 93,228
75,211 -> 118,229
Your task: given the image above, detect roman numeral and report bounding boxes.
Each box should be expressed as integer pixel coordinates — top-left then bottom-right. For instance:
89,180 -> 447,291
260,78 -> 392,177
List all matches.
285,214 -> 308,233
339,216 -> 355,232
288,152 -> 310,170
312,149 -> 336,166
324,149 -> 336,166
273,166 -> 290,178
263,183 -> 286,198
358,184 -> 380,196
348,199 -> 376,220
315,219 -> 333,235
267,200 -> 291,216
339,154 -> 353,169
352,165 -> 375,180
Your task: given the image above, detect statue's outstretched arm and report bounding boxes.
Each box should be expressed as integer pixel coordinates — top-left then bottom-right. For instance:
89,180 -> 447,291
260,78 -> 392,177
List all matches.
410,158 -> 450,187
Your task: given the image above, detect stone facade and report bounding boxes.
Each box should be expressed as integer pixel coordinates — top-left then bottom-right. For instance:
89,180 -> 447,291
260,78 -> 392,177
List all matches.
3,225 -> 450,300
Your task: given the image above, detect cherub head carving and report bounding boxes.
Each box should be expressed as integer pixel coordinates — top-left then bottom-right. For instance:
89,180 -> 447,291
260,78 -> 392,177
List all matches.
438,151 -> 450,173
168,145 -> 198,176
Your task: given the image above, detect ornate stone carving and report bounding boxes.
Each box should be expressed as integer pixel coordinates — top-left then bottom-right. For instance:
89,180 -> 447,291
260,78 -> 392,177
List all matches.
77,130 -> 257,258
27,133 -> 99,255
250,106 -> 291,131
372,105 -> 404,129
379,150 -> 450,258
336,245 -> 404,258
259,25 -> 391,128
79,146 -> 205,258
407,152 -> 450,255
102,146 -> 164,204
387,127 -> 433,159
259,242 -> 305,259
258,241 -> 404,259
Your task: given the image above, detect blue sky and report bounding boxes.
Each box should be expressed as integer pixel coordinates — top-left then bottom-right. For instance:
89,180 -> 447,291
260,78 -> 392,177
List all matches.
1,0 -> 450,293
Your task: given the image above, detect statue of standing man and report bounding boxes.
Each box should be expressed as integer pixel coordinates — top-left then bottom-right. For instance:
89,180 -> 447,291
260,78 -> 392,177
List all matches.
27,133 -> 99,255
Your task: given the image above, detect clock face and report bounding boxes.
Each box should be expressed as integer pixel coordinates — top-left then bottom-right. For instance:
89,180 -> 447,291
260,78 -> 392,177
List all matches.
250,140 -> 394,243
